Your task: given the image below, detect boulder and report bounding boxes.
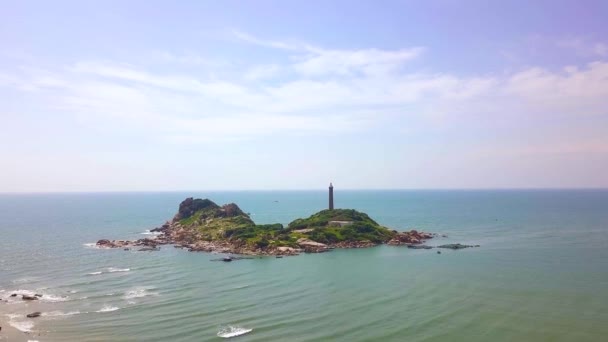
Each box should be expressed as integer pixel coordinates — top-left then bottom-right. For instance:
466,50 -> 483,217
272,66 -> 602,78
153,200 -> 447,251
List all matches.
26,312 -> 41,318
297,238 -> 329,253
22,295 -> 38,301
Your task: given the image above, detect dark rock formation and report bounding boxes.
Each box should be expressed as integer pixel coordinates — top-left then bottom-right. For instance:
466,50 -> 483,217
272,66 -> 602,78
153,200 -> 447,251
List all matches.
407,244 -> 433,249
173,198 -> 219,221
219,203 -> 246,218
138,246 -> 160,251
437,243 -> 480,249
26,312 -> 41,318
22,295 -> 38,301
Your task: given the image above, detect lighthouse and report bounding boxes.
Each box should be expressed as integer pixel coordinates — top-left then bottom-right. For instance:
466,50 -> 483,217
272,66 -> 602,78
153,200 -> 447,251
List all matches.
329,183 -> 334,210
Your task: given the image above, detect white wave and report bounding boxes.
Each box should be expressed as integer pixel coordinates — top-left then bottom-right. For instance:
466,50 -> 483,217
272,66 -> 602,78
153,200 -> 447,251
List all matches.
122,287 -> 157,300
11,277 -> 40,284
83,242 -> 98,248
141,230 -> 161,236
5,289 -> 68,302
41,294 -> 69,302
28,340 -> 40,342
43,310 -> 81,317
87,271 -> 102,275
6,314 -> 34,332
107,267 -> 130,273
96,305 -> 119,313
217,326 -> 253,338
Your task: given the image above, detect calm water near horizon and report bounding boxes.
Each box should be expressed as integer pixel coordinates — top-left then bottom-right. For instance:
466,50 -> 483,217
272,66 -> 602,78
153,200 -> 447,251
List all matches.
1,190 -> 608,341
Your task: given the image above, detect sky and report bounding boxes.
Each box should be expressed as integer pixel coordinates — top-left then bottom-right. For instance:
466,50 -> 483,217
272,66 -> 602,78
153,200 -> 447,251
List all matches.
1,0 -> 608,192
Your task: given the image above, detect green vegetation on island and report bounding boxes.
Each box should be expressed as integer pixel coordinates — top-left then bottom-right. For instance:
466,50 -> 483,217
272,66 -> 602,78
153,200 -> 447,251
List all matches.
97,197 -> 439,255
171,198 -> 398,251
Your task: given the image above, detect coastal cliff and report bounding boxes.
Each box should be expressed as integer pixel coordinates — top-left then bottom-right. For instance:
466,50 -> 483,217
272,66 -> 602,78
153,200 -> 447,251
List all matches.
97,197 -> 436,256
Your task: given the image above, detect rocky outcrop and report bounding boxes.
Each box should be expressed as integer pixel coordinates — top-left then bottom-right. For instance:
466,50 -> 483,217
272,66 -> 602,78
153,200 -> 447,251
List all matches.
96,237 -> 169,249
219,203 -> 246,218
407,245 -> 433,249
95,197 -> 482,259
387,230 -> 434,245
437,243 -> 480,249
297,238 -> 329,253
173,198 -> 219,221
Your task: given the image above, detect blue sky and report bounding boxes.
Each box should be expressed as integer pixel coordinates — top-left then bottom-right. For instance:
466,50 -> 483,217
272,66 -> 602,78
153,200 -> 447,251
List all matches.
1,0 -> 607,191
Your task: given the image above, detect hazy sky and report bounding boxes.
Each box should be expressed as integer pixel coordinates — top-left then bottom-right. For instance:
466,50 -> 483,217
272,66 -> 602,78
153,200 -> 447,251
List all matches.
1,0 -> 607,191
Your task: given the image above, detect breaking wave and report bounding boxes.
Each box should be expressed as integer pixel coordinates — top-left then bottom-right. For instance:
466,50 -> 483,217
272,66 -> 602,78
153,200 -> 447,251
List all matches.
3,289 -> 68,302
217,326 -> 253,338
43,310 -> 81,317
123,287 -> 157,300
96,305 -> 120,313
87,268 -> 130,276
141,230 -> 161,236
6,314 -> 34,332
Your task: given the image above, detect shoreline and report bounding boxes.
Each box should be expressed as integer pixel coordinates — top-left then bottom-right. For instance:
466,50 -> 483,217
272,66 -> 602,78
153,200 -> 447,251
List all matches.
96,220 -> 439,256
0,315 -> 33,342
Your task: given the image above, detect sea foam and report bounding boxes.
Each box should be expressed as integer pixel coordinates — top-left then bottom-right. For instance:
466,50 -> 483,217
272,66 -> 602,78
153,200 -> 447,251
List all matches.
217,326 -> 253,338
4,289 -> 68,302
6,314 -> 34,332
123,287 -> 156,300
96,305 -> 120,313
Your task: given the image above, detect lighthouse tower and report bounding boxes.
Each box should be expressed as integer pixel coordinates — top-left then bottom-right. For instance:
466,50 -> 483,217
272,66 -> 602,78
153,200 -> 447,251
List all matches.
329,183 -> 334,210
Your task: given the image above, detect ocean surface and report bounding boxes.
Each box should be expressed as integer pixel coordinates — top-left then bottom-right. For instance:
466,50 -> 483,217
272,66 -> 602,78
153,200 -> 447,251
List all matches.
1,190 -> 607,341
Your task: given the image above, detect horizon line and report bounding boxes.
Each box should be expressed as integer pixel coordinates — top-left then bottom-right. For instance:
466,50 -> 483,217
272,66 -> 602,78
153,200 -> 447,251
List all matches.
1,187 -> 608,195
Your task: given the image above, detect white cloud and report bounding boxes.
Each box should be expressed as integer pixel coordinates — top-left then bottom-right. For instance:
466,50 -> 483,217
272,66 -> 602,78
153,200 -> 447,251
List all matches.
556,36 -> 608,57
243,64 -> 282,81
294,47 -> 424,77
232,29 -> 305,51
3,32 -> 608,148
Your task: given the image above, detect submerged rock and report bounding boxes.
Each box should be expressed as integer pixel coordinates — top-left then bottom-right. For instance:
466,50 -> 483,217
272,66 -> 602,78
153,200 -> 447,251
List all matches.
138,246 -> 160,252
437,243 -> 480,249
407,244 -> 433,249
22,295 -> 38,301
26,312 -> 41,318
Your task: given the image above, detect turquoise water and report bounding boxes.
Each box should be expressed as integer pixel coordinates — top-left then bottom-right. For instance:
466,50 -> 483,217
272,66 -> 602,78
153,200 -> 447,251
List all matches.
1,190 -> 607,341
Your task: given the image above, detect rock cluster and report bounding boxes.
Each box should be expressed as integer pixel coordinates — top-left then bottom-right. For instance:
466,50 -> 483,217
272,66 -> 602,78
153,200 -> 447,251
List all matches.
387,230 -> 434,245
437,243 -> 480,249
94,197 -> 480,260
96,237 -> 168,251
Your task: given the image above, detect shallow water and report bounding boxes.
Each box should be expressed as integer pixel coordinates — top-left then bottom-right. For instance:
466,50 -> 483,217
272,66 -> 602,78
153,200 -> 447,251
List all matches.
1,190 -> 607,341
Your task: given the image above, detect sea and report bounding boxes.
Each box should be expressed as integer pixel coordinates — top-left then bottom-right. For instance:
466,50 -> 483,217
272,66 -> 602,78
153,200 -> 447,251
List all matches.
1,190 -> 607,341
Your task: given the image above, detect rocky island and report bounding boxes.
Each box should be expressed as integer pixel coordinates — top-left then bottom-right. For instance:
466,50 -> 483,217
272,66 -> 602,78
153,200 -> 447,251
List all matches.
96,197 -> 447,256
